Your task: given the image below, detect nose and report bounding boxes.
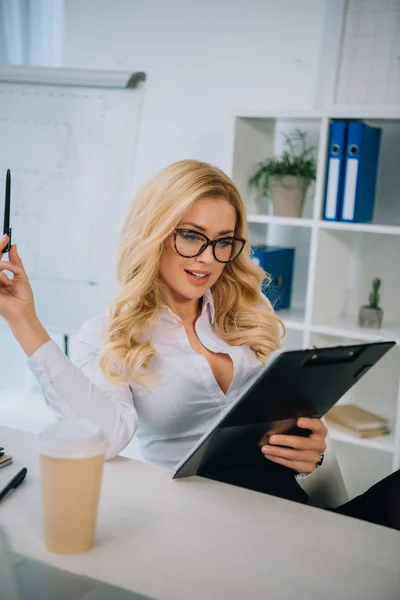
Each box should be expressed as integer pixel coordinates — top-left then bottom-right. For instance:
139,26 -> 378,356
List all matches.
196,243 -> 215,265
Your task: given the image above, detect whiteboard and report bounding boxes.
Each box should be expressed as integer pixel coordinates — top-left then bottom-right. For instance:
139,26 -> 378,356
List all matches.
0,67 -> 145,334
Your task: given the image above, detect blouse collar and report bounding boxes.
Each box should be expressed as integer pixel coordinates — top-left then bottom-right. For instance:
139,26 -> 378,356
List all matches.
160,288 -> 215,325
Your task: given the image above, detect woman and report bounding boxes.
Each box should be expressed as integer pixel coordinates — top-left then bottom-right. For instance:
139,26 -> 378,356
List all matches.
0,160 -> 398,529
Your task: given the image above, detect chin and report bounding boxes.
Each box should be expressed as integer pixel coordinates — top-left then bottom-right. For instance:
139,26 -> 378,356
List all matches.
184,287 -> 208,300
175,282 -> 210,301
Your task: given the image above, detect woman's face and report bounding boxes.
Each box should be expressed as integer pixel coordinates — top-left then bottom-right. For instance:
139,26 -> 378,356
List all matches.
159,197 -> 237,306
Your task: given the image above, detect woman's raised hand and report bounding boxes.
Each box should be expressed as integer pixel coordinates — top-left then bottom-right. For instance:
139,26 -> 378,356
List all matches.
0,234 -> 37,326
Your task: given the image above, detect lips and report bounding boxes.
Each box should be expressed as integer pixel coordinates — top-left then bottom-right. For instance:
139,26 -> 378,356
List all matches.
185,269 -> 211,286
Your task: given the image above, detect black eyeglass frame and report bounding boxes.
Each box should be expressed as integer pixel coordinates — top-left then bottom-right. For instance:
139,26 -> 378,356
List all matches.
173,228 -> 246,263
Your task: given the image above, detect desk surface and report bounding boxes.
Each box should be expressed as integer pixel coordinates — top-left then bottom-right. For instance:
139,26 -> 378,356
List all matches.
0,425 -> 399,600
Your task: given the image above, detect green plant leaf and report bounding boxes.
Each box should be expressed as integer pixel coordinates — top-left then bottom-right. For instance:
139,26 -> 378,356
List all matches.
248,128 -> 317,196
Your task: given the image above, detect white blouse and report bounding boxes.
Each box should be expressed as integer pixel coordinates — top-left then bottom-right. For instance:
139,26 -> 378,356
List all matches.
27,290 -> 265,468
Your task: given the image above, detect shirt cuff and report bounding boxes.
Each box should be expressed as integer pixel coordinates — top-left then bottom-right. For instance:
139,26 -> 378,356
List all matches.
295,471 -> 313,480
27,340 -> 71,391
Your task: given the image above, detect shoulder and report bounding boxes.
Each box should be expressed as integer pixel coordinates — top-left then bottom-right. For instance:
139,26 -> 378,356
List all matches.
256,294 -> 274,312
76,311 -> 110,349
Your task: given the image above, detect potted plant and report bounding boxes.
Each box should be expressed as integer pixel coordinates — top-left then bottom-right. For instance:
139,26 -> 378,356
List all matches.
359,278 -> 383,329
248,129 -> 317,218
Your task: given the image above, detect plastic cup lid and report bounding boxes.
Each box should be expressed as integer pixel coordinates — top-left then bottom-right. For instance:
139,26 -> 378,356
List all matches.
38,419 -> 108,459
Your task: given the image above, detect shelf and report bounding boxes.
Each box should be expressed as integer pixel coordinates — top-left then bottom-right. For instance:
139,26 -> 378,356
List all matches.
328,423 -> 396,454
236,109 -> 324,120
232,107 -> 400,482
311,317 -> 400,344
237,107 -> 400,121
326,106 -> 400,120
247,214 -> 314,228
248,218 -> 400,235
318,221 -> 400,236
276,307 -> 306,331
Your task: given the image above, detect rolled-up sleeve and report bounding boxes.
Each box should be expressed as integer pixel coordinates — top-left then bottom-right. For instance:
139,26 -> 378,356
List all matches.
27,314 -> 138,459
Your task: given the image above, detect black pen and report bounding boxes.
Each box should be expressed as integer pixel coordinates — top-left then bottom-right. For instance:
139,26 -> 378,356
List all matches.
0,467 -> 27,503
2,169 -> 12,254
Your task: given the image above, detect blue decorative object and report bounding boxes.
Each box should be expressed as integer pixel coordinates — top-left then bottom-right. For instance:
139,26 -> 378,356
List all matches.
251,245 -> 295,310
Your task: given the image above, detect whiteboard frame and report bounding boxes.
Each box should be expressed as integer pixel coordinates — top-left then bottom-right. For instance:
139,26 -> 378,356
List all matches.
0,66 -> 146,333
0,66 -> 146,89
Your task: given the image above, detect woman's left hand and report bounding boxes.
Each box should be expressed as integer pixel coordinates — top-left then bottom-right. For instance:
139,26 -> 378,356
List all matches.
261,417 -> 328,474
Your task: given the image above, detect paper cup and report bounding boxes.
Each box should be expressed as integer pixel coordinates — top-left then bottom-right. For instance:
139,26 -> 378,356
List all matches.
38,420 -> 108,554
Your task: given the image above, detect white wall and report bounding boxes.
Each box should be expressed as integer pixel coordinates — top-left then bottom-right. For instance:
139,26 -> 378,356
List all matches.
64,0 -> 329,189
0,0 -> 329,392
1,0 -> 330,392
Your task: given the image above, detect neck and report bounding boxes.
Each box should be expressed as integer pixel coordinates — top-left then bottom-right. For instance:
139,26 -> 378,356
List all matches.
162,291 -> 202,324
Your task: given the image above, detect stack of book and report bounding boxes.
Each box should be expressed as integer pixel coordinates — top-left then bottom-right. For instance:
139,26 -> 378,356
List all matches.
325,404 -> 390,438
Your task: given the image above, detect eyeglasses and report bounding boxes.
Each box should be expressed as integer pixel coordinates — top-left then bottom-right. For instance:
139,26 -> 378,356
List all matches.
174,228 -> 246,263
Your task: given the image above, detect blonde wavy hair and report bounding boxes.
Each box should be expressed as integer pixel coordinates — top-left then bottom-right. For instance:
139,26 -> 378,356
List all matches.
99,159 -> 285,387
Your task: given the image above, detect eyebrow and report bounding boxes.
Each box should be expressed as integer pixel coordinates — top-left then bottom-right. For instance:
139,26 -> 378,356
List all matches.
180,222 -> 235,236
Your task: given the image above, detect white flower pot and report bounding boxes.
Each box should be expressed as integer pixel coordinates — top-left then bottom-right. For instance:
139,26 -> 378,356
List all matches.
268,175 -> 310,218
359,306 -> 383,329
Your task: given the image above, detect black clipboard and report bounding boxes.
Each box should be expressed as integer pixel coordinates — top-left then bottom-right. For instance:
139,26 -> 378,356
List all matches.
173,341 -> 395,481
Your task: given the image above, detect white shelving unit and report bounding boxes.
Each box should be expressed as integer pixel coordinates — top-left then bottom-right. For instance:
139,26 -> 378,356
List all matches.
229,108 -> 400,496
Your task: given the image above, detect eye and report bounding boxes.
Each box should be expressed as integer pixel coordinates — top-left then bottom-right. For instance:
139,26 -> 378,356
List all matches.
216,238 -> 234,248
179,230 -> 204,242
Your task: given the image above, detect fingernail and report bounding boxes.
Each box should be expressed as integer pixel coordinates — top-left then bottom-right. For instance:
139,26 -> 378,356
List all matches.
298,418 -> 307,426
262,447 -> 272,454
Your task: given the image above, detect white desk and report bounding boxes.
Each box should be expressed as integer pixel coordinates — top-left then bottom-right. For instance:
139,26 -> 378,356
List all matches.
0,425 -> 399,600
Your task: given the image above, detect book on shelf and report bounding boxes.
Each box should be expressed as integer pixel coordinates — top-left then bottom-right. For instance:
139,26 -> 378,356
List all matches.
325,419 -> 390,439
325,404 -> 390,438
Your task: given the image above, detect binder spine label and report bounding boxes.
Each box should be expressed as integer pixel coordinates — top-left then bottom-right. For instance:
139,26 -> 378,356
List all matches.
342,158 -> 358,220
325,158 -> 340,219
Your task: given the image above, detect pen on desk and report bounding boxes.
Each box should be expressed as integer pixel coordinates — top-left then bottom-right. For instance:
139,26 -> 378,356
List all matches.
2,168 -> 12,254
0,467 -> 27,503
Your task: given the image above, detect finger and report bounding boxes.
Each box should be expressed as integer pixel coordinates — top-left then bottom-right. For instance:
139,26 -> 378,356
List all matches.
8,244 -> 24,269
297,417 -> 328,436
262,445 -> 320,464
0,260 -> 23,276
264,454 -> 316,474
0,234 -> 9,254
0,271 -> 13,287
268,434 -> 325,452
